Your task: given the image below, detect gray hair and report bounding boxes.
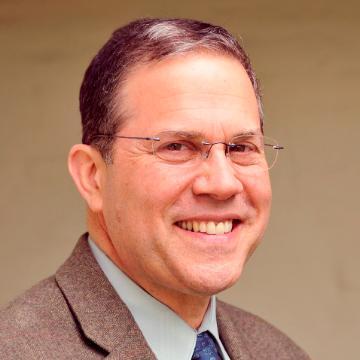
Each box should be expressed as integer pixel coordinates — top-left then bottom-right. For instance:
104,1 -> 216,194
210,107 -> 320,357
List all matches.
80,18 -> 263,162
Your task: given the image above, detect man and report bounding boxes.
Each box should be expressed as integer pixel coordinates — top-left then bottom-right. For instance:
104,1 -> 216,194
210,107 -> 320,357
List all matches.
0,18 -> 310,359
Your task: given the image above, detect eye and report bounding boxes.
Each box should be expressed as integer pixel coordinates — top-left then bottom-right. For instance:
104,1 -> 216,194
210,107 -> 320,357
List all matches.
155,139 -> 198,162
164,142 -> 188,151
158,139 -> 197,153
229,142 -> 257,153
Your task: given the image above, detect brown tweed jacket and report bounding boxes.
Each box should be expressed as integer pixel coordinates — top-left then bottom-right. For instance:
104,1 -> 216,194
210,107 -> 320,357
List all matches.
0,234 -> 310,359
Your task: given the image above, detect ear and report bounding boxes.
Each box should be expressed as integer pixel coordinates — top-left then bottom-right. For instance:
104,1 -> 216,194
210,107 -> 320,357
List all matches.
68,144 -> 106,213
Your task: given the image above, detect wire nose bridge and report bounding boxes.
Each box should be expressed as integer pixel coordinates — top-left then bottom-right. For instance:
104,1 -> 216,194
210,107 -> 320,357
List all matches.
201,141 -> 230,159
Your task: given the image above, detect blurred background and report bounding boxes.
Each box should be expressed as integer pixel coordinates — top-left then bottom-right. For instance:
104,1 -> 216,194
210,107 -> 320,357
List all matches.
0,1 -> 359,359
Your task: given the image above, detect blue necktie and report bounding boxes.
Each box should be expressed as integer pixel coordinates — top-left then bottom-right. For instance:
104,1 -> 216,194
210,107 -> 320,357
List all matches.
192,331 -> 223,360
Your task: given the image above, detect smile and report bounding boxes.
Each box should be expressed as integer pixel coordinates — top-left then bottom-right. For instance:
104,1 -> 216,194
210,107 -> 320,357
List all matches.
175,220 -> 237,235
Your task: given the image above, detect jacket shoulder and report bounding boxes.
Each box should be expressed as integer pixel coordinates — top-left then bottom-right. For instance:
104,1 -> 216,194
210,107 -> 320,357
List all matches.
0,276 -> 101,359
0,276 -> 66,329
217,300 -> 311,360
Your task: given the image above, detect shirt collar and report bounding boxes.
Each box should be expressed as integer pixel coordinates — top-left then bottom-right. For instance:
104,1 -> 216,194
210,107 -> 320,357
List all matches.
88,237 -> 228,360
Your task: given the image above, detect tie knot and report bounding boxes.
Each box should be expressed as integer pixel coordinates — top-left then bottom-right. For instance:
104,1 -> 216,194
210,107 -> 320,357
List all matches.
192,331 -> 222,360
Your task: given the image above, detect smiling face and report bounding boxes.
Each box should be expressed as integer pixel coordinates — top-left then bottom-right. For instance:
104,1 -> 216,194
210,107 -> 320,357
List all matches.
99,52 -> 272,302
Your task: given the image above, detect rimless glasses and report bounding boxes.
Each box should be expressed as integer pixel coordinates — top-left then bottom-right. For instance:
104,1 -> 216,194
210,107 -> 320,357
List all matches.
94,130 -> 284,170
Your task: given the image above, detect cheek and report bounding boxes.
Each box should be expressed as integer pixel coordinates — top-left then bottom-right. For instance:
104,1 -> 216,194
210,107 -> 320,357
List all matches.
243,172 -> 272,215
104,165 -> 195,236
250,171 -> 271,199
130,164 -> 196,209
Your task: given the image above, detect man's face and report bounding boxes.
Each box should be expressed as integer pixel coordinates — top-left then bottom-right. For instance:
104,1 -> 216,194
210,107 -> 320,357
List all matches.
100,53 -> 272,300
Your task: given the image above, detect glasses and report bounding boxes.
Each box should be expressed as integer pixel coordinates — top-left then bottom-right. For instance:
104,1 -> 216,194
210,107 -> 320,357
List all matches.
95,131 -> 284,170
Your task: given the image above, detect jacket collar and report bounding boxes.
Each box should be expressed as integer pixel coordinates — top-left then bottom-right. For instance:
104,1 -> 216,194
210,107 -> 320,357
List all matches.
55,234 -> 156,359
55,234 -> 252,359
217,300 -> 253,360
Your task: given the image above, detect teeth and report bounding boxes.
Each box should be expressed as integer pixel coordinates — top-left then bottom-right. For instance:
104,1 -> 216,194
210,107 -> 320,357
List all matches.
186,221 -> 192,231
224,220 -> 233,233
178,220 -> 234,235
206,221 -> 216,234
193,221 -> 200,232
216,222 -> 225,235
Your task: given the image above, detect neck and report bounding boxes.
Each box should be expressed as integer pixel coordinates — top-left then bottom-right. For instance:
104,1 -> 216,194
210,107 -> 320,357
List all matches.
138,281 -> 211,329
87,209 -> 211,329
87,210 -> 123,266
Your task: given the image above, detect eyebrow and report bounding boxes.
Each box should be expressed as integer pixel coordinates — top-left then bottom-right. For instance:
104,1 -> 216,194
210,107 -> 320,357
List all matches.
158,129 -> 261,139
231,129 -> 261,137
158,130 -> 203,139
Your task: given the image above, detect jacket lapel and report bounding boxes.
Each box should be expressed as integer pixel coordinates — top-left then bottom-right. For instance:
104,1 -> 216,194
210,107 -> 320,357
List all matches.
55,234 -> 156,359
217,300 -> 253,360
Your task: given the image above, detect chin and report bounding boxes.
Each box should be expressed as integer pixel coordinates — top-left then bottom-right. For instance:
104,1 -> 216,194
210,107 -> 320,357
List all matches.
179,261 -> 245,296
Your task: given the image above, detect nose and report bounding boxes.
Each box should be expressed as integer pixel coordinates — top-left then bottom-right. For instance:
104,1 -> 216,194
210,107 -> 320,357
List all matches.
192,144 -> 244,201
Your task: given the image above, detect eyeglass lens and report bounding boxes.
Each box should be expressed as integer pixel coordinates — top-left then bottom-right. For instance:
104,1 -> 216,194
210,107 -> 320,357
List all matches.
152,132 -> 279,170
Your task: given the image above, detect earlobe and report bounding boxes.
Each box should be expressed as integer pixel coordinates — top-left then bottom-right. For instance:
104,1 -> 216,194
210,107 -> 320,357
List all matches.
68,144 -> 105,212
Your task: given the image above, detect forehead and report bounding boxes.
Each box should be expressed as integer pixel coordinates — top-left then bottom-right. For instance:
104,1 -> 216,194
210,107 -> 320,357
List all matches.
117,52 -> 260,138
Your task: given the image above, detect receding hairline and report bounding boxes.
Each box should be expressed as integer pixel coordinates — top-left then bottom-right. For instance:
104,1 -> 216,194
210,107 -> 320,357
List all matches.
110,48 -> 261,135
79,18 -> 263,163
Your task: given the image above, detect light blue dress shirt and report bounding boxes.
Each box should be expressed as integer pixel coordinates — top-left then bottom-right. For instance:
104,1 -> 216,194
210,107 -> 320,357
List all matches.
88,237 -> 230,360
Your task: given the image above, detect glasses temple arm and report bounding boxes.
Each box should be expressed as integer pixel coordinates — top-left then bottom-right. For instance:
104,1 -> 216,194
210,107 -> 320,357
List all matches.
264,143 -> 284,150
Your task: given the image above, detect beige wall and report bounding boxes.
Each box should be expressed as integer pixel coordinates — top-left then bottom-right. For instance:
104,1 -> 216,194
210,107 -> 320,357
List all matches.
1,1 -> 359,359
